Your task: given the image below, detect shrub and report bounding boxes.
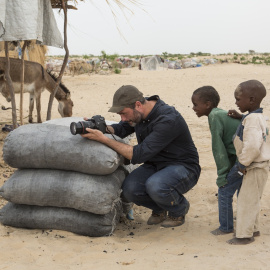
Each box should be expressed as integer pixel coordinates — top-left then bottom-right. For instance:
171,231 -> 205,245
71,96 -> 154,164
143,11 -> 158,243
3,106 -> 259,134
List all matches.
111,60 -> 121,69
114,68 -> 121,74
107,54 -> 120,61
264,58 -> 270,64
252,56 -> 257,62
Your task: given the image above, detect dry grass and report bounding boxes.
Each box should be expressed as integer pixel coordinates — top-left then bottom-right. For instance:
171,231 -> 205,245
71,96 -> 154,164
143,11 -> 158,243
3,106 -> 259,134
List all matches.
0,41 -> 48,67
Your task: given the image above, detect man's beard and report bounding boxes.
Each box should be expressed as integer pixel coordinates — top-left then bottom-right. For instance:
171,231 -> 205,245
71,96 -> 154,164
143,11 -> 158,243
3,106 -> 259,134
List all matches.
127,109 -> 143,127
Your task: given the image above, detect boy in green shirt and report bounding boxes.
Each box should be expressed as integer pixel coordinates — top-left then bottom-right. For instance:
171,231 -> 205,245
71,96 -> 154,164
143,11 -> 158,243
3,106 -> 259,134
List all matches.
191,86 -> 242,235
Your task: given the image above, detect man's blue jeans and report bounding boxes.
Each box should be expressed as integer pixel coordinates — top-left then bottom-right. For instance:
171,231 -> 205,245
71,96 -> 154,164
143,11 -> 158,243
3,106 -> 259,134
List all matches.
218,164 -> 243,232
122,163 -> 198,217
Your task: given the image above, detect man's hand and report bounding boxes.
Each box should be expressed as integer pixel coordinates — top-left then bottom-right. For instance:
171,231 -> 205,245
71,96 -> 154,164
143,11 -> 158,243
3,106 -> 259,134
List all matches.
81,128 -> 106,143
82,116 -> 115,134
81,128 -> 133,160
228,110 -> 242,119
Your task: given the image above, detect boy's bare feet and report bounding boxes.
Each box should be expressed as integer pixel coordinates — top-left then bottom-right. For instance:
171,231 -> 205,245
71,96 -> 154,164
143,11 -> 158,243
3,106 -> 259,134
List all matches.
211,228 -> 233,235
253,231 -> 260,237
227,237 -> 255,245
233,231 -> 260,237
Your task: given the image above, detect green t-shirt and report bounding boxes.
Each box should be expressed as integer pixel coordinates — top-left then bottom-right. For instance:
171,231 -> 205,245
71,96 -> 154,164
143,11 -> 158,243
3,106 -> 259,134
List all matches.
208,108 -> 241,187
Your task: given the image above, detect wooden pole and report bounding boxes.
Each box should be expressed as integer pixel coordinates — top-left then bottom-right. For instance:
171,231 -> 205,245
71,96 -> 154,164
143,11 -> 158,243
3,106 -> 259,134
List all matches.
20,41 -> 28,126
4,41 -> 18,129
46,0 -> 69,120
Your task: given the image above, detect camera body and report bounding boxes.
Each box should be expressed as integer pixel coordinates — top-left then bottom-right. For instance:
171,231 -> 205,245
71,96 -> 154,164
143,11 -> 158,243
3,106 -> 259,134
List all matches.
70,115 -> 107,135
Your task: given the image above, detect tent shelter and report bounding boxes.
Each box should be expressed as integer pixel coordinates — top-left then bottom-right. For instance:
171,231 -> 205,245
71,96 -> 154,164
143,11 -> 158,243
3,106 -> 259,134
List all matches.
141,55 -> 167,70
0,0 -> 63,47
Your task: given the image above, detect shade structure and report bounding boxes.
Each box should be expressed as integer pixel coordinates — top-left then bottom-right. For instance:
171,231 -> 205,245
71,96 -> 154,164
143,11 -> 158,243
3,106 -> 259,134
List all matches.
0,0 -> 63,48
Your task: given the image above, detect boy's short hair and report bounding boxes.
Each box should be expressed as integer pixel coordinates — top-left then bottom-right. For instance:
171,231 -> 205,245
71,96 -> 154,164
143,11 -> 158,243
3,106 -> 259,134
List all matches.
193,86 -> 220,108
237,80 -> 266,103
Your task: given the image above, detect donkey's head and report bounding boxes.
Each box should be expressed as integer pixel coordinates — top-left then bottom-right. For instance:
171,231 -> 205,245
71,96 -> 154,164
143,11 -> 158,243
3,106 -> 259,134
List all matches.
56,86 -> 74,117
0,70 -> 11,102
47,71 -> 74,117
58,96 -> 74,117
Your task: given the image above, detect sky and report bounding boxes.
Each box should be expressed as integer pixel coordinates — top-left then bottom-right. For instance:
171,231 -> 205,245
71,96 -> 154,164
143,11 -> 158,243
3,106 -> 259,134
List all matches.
48,0 -> 270,56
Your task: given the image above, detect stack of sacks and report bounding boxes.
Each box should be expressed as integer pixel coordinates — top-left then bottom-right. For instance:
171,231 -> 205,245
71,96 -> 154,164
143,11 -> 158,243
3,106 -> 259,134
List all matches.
0,118 -> 135,237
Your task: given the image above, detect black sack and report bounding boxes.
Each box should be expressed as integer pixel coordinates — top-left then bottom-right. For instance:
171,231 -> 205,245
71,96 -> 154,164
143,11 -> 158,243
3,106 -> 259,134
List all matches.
0,202 -> 122,237
3,124 -> 125,175
0,167 -> 129,215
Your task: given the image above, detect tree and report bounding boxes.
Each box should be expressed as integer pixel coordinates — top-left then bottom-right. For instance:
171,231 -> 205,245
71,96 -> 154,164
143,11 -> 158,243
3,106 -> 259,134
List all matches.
101,50 -> 107,60
162,52 -> 168,59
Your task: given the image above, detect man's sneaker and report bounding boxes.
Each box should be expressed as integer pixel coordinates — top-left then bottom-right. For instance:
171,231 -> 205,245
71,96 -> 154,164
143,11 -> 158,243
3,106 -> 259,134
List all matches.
147,211 -> 167,225
161,201 -> 190,228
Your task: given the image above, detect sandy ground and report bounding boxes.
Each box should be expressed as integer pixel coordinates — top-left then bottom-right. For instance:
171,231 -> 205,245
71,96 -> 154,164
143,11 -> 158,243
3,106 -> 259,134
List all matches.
0,63 -> 270,270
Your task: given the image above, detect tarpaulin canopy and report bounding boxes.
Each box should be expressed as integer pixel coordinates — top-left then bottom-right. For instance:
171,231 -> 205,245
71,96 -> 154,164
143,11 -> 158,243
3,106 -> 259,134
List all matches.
0,0 -> 63,48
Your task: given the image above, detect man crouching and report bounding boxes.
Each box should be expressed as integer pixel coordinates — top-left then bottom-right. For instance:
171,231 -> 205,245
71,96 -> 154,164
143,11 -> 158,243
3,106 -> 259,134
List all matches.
82,85 -> 201,227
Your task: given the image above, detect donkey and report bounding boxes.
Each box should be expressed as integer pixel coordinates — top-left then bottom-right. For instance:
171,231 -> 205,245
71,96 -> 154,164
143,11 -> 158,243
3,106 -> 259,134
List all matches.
0,57 -> 73,123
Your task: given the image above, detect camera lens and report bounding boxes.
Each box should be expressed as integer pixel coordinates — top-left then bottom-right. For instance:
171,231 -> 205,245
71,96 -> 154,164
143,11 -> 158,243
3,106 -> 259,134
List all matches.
70,122 -> 83,135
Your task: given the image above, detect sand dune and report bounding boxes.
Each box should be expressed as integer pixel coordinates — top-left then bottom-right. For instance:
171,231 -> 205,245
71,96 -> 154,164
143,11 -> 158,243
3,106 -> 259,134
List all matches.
0,63 -> 270,269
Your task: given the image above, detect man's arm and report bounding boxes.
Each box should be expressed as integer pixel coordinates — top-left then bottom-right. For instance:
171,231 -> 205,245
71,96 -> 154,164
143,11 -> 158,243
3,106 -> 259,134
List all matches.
81,128 -> 134,160
110,121 -> 135,139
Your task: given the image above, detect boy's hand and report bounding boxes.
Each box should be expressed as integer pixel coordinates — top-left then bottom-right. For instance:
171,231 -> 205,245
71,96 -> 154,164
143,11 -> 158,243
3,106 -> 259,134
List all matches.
237,161 -> 247,175
228,110 -> 242,119
238,167 -> 247,175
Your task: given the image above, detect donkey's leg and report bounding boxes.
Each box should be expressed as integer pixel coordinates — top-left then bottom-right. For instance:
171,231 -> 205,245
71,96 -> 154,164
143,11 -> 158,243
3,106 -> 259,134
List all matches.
29,93 -> 34,123
35,90 -> 42,123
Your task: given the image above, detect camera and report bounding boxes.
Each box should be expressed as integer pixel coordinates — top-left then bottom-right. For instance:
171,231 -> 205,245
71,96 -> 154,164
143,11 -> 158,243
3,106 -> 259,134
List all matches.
70,115 -> 107,135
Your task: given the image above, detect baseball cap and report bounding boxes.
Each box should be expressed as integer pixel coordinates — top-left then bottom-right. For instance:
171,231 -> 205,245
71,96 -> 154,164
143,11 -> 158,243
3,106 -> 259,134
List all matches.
108,85 -> 144,113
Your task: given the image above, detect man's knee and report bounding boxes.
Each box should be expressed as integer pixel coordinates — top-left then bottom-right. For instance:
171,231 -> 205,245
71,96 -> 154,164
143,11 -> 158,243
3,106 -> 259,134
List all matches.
145,178 -> 167,200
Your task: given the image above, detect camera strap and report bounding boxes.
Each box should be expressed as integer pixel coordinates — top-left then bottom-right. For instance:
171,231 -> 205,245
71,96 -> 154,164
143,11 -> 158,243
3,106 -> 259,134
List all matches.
106,125 -> 117,141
